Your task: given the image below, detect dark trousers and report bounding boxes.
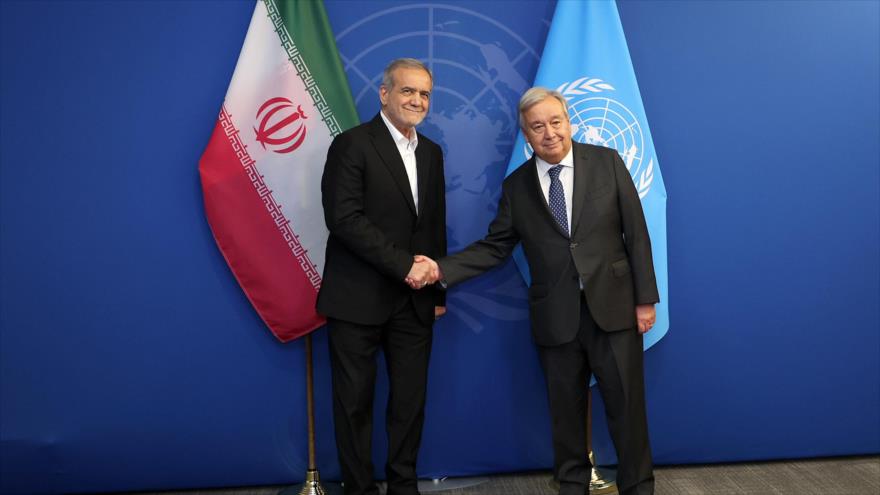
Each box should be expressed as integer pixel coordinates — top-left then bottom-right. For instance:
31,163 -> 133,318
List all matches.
327,298 -> 433,495
537,299 -> 654,495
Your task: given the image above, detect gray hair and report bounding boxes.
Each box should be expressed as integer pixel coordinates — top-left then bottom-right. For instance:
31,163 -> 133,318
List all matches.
518,87 -> 569,130
381,58 -> 433,89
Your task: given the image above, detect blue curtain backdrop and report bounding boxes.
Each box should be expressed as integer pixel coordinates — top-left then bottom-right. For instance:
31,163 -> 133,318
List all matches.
1,1 -> 878,494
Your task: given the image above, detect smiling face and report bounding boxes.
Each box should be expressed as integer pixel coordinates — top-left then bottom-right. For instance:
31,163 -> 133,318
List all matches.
379,67 -> 432,139
522,96 -> 572,164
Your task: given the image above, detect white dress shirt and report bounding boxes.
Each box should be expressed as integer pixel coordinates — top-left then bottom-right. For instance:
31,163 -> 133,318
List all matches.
535,146 -> 574,233
380,111 -> 419,213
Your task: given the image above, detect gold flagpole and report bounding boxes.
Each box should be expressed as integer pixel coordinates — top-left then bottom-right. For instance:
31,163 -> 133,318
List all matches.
279,333 -> 341,495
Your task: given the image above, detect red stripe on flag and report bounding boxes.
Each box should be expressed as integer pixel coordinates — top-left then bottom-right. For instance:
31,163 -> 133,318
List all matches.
199,110 -> 324,342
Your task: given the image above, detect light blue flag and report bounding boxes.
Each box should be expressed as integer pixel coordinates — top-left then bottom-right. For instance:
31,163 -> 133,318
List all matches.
506,0 -> 669,350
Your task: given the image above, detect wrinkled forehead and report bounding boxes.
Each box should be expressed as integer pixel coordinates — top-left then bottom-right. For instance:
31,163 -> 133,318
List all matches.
524,98 -> 568,122
389,67 -> 433,89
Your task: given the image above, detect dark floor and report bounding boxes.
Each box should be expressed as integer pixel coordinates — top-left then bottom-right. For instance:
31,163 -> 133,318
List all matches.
124,456 -> 880,495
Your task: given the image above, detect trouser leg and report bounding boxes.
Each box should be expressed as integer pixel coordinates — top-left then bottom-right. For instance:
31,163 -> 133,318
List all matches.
383,300 -> 433,495
537,338 -> 590,495
328,318 -> 382,495
583,303 -> 654,495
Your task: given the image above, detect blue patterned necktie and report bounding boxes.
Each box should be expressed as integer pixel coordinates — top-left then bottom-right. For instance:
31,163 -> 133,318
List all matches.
547,165 -> 569,237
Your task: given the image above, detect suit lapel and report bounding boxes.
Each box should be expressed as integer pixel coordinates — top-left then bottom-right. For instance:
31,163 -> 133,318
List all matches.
415,136 -> 431,223
368,114 -> 417,216
570,143 -> 589,237
528,157 -> 570,239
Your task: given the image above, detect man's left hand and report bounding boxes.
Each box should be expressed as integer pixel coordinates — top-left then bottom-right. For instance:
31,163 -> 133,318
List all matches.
434,306 -> 446,320
635,304 -> 656,334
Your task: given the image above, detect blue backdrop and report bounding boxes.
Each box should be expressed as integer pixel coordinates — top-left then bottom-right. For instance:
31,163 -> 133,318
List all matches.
1,1 -> 877,494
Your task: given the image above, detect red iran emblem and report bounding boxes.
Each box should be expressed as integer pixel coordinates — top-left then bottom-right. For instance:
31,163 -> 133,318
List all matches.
254,97 -> 308,154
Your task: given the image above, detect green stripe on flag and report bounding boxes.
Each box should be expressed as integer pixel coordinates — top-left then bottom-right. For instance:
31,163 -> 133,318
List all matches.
265,0 -> 359,135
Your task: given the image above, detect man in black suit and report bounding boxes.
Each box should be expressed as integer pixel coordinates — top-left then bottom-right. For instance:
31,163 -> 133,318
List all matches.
316,58 -> 446,495
411,87 -> 657,495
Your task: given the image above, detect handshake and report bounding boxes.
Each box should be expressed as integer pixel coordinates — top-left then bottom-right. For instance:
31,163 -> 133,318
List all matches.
405,255 -> 442,290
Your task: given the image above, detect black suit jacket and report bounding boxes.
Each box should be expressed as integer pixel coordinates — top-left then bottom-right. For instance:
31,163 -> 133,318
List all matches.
317,114 -> 446,326
439,142 -> 658,346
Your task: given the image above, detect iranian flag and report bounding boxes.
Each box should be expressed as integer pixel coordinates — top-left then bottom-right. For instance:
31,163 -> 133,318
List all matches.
199,0 -> 358,342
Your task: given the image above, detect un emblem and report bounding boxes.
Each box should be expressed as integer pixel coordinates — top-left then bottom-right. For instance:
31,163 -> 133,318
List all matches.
524,77 -> 655,199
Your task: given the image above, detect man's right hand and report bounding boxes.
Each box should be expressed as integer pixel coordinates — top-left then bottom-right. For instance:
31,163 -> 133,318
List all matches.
405,255 -> 441,289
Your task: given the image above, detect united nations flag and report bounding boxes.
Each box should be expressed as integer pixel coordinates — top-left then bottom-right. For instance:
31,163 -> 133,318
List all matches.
507,0 -> 669,350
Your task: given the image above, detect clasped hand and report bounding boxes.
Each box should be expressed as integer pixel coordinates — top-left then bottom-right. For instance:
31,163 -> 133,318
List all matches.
405,255 -> 441,290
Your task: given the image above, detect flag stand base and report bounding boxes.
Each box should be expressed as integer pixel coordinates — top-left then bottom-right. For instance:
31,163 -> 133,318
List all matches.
588,456 -> 618,494
278,469 -> 343,495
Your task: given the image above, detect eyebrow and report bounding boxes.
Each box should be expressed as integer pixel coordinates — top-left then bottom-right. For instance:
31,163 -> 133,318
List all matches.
530,115 -> 564,124
402,86 -> 430,94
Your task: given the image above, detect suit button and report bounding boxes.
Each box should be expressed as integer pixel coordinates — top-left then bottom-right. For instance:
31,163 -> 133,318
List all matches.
570,242 -> 578,250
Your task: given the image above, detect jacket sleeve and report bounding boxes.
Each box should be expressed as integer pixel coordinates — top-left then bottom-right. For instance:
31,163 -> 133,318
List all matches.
438,180 -> 520,287
613,151 -> 660,304
434,147 -> 448,307
321,132 -> 413,281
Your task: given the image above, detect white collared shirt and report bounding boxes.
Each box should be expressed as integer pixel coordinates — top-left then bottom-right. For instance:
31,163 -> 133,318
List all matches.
380,111 -> 419,212
535,147 -> 574,233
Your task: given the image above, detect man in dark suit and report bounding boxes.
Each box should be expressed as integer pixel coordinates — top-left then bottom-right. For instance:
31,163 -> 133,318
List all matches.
411,87 -> 657,495
316,58 -> 446,495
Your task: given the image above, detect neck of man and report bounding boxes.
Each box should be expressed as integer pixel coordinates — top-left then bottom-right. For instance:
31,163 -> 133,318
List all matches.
399,126 -> 414,140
